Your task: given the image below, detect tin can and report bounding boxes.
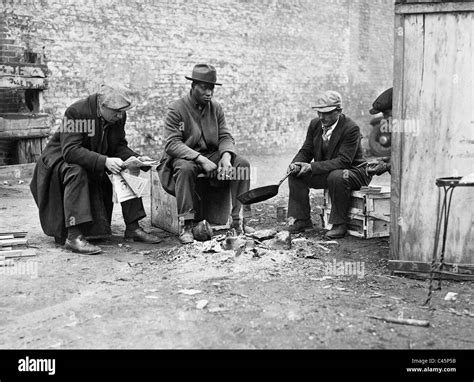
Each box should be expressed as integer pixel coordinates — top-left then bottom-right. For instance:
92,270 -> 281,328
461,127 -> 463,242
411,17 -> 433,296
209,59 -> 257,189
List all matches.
276,206 -> 287,222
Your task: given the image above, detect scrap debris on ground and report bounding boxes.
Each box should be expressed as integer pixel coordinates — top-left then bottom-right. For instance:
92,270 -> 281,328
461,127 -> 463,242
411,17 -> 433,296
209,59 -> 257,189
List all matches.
0,173 -> 473,349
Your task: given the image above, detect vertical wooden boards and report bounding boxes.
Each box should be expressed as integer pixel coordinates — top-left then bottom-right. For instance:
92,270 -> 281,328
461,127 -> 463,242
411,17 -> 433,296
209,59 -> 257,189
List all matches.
391,11 -> 405,260
394,9 -> 474,263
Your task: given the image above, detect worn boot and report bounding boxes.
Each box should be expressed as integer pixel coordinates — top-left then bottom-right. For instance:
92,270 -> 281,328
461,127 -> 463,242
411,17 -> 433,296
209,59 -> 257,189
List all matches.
231,218 -> 255,235
179,220 -> 194,244
326,223 -> 347,239
287,219 -> 313,234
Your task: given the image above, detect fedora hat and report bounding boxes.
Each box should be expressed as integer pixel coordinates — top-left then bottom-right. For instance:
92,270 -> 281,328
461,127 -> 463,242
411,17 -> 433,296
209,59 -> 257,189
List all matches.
99,83 -> 135,111
185,64 -> 222,86
312,90 -> 342,112
370,87 -> 392,115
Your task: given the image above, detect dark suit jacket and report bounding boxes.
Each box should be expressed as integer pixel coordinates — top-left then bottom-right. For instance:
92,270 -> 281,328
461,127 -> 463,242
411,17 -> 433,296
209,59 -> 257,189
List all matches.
292,114 -> 365,174
158,92 -> 235,195
30,94 -> 139,240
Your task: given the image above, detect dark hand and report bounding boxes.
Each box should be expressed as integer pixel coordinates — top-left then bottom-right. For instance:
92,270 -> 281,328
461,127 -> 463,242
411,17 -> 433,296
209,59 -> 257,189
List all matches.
196,155 -> 218,174
293,162 -> 312,177
367,162 -> 389,176
288,163 -> 301,175
217,153 -> 233,180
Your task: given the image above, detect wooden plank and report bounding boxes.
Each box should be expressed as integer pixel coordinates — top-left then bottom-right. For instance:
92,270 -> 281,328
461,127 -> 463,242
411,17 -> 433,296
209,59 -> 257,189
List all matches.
0,63 -> 48,78
17,138 -> 46,164
388,260 -> 474,275
0,129 -> 50,139
0,238 -> 28,246
0,232 -> 27,238
395,2 -> 474,14
0,114 -> 51,132
0,249 -> 36,258
0,235 -> 14,240
397,12 -> 474,263
0,164 -> 35,180
397,14 -> 427,262
0,76 -> 48,89
390,12 -> 405,261
392,270 -> 474,281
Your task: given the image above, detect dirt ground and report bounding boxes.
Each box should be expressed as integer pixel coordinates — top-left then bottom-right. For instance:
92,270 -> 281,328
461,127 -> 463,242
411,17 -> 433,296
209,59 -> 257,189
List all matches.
0,154 -> 473,350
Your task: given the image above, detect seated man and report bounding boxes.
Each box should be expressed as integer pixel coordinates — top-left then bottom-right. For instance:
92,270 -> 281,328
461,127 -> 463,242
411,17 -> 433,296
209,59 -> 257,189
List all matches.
287,90 -> 372,238
157,63 -> 252,244
367,87 -> 392,176
30,84 -> 162,255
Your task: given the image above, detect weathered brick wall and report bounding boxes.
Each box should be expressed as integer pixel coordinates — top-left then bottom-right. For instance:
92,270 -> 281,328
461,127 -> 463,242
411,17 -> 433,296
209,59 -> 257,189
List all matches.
1,0 -> 394,157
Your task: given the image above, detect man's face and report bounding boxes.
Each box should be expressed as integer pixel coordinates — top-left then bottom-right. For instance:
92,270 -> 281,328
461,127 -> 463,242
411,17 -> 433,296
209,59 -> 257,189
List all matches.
100,105 -> 124,123
192,82 -> 214,105
318,109 -> 341,127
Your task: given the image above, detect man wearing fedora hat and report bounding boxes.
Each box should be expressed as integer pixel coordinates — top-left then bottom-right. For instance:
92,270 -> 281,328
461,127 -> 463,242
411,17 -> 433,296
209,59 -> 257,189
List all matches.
158,64 -> 252,244
30,84 -> 162,255
286,90 -> 372,238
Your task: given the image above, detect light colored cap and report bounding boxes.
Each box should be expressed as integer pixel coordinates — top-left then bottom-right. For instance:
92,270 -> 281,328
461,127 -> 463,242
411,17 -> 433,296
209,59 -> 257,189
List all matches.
312,90 -> 342,112
98,83 -> 135,111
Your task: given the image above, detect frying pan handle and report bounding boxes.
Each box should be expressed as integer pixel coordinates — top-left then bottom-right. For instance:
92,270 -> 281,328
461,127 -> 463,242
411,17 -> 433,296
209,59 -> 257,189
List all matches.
278,172 -> 291,186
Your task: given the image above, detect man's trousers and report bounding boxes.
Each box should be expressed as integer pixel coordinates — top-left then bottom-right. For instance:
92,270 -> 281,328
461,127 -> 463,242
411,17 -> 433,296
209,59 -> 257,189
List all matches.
170,151 -> 251,221
59,162 -> 146,228
288,168 -> 372,225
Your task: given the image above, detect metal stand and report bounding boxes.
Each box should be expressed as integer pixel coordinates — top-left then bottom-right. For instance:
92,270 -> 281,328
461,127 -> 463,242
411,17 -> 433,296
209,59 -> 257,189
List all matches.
424,176 -> 474,306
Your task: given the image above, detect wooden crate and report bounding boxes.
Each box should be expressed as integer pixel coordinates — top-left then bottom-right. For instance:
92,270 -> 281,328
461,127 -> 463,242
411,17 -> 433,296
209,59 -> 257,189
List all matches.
150,169 -> 231,234
324,187 -> 391,223
323,209 -> 389,239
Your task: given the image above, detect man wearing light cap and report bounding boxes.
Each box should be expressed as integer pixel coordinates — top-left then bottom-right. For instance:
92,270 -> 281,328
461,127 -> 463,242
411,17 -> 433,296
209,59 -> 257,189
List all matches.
287,90 -> 371,238
30,84 -> 162,255
158,64 -> 252,244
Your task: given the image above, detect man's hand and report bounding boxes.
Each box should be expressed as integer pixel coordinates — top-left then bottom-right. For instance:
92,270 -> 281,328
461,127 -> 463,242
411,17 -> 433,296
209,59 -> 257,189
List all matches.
367,162 -> 390,176
288,163 -> 301,175
196,155 -> 218,174
218,152 -> 233,180
105,157 -> 124,174
289,162 -> 312,177
137,155 -> 154,162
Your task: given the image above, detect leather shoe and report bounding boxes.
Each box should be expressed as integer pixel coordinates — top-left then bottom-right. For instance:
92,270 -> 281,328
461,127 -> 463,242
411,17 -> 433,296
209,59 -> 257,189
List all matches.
231,218 -> 256,235
124,227 -> 162,244
326,223 -> 347,239
64,235 -> 102,255
179,221 -> 194,244
287,219 -> 313,234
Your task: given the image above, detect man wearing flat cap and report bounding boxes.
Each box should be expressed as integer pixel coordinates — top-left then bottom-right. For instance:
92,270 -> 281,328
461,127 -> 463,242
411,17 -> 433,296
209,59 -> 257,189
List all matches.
30,84 -> 162,255
158,63 -> 252,244
367,87 -> 392,176
287,90 -> 372,238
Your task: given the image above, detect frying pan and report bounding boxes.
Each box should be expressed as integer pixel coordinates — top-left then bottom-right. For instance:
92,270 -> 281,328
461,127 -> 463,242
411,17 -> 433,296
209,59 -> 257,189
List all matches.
237,172 -> 291,205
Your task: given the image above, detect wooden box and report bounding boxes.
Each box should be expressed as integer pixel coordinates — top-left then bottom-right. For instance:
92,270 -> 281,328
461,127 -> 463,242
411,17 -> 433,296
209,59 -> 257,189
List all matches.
323,210 -> 390,239
321,187 -> 390,238
150,169 -> 231,234
324,188 -> 391,223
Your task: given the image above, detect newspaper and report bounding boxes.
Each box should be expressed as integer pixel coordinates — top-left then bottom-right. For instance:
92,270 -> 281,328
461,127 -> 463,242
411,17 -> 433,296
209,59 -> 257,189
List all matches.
110,171 -> 148,203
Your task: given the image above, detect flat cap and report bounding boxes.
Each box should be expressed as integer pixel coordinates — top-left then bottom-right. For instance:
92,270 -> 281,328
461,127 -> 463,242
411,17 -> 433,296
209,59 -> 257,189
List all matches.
312,90 -> 342,113
98,84 -> 135,111
370,87 -> 392,115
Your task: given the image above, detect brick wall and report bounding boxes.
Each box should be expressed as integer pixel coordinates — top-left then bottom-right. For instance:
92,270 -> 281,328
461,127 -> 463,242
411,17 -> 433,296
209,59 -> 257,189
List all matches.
0,0 -> 394,157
